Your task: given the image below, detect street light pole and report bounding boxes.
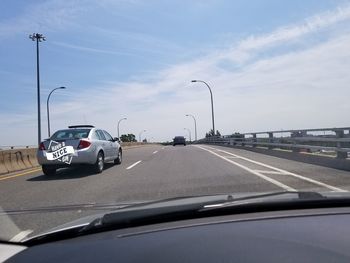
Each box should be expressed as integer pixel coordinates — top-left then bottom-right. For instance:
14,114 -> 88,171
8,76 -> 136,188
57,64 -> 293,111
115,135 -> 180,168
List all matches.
47,87 -> 66,137
184,128 -> 191,142
117,118 -> 127,139
29,33 -> 46,146
139,130 -> 146,142
191,80 -> 215,136
186,114 -> 197,141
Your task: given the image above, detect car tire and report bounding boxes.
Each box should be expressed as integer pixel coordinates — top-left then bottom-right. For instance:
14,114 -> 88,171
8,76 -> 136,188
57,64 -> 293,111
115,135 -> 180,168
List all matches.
114,149 -> 122,165
93,151 -> 104,173
42,165 -> 56,176
184,144 -> 186,146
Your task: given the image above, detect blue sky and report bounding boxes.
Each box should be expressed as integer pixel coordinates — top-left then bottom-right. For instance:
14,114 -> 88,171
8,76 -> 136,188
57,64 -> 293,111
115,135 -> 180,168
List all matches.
1,0 -> 350,145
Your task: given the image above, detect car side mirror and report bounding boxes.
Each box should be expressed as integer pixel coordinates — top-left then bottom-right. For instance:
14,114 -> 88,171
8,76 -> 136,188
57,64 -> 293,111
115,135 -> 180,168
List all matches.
113,137 -> 120,142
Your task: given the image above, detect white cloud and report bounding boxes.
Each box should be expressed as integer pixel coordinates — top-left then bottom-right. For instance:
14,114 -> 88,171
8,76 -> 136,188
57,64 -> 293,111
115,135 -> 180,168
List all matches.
2,3 -> 350,145
51,41 -> 139,57
0,0 -> 86,38
221,4 -> 350,65
238,5 -> 350,50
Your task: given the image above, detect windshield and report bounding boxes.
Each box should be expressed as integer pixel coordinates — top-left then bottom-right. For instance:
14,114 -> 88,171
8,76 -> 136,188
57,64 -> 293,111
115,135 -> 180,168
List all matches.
1,0 -> 350,243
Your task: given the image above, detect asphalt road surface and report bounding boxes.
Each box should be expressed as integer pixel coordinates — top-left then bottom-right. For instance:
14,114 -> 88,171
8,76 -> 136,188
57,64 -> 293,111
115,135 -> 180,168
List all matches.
1,144 -> 350,241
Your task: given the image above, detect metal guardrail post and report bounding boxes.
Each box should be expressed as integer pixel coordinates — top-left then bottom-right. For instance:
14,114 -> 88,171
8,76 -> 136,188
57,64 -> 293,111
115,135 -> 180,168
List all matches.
229,138 -> 233,146
241,134 -> 246,146
268,133 -> 274,150
252,133 -> 257,148
335,129 -> 348,159
291,132 -> 300,152
233,138 -> 237,146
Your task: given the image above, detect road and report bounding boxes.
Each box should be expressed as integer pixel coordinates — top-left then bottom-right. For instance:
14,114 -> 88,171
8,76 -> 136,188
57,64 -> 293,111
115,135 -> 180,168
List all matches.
1,144 -> 350,241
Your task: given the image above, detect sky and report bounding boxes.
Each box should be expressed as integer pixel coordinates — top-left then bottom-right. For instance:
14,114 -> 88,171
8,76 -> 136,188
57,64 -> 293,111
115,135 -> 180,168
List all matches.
1,0 -> 350,146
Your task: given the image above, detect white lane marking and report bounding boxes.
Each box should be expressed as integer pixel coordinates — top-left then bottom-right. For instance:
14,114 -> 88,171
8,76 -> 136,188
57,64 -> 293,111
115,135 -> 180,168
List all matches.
126,160 -> 142,170
10,229 -> 33,242
196,145 -> 295,191
203,145 -> 347,193
152,151 -> 158,154
253,170 -> 286,175
222,156 -> 240,159
161,147 -> 165,150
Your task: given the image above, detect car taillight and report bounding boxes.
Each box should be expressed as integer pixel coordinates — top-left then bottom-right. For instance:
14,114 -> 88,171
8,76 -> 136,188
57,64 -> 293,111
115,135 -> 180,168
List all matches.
39,142 -> 45,150
78,140 -> 91,149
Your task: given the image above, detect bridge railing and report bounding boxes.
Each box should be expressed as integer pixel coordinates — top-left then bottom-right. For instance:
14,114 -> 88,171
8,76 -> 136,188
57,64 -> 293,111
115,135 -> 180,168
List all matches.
198,127 -> 350,159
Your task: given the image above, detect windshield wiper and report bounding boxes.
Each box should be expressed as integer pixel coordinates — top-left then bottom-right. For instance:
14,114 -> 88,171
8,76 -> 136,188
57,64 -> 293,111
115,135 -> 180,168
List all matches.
24,191 -> 333,245
0,201 -> 147,216
79,191 -> 325,233
201,191 -> 325,210
9,191 -> 323,217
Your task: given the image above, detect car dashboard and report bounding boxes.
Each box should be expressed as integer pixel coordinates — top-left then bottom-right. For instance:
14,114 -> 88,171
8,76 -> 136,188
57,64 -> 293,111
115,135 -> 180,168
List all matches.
4,207 -> 350,262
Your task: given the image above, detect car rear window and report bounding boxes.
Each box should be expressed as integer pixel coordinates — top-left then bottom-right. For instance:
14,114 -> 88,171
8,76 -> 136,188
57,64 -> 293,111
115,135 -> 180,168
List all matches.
51,129 -> 91,140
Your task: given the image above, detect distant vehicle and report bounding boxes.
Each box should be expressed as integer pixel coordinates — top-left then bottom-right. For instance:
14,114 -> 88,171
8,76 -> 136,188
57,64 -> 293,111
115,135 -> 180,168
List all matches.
37,125 -> 122,176
173,136 -> 186,146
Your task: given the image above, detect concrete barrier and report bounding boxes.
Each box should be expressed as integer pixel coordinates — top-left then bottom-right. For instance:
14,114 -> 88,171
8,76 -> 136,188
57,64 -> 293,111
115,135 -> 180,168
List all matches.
27,148 -> 39,168
21,148 -> 34,169
4,150 -> 26,173
0,148 -> 39,175
14,151 -> 27,171
3,151 -> 15,173
0,151 -> 8,174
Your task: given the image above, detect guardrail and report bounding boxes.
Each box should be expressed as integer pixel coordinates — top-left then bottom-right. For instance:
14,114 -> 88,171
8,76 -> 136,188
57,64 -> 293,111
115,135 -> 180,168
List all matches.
0,148 -> 39,175
198,127 -> 350,159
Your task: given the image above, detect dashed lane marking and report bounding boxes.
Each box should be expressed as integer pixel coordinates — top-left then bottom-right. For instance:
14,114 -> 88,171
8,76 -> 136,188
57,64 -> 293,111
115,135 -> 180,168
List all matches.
126,160 -> 142,170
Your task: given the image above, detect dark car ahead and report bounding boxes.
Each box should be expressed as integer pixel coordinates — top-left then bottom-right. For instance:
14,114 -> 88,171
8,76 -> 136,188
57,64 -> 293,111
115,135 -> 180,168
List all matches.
173,136 -> 186,146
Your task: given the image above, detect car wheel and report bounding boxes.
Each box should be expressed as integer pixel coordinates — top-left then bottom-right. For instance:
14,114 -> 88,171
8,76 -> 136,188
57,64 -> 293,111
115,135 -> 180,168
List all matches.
184,144 -> 186,146
42,165 -> 56,176
114,149 -> 122,165
94,151 -> 104,173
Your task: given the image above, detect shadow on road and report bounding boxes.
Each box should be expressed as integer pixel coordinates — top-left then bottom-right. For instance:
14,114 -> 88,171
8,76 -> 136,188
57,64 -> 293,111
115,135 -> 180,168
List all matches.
27,163 -> 115,181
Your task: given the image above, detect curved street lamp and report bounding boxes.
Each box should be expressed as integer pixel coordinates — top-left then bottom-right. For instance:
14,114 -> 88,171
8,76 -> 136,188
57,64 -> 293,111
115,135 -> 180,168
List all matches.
184,128 -> 191,142
191,80 -> 215,136
117,118 -> 127,139
186,114 -> 197,141
139,130 -> 146,142
47,86 -> 66,137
